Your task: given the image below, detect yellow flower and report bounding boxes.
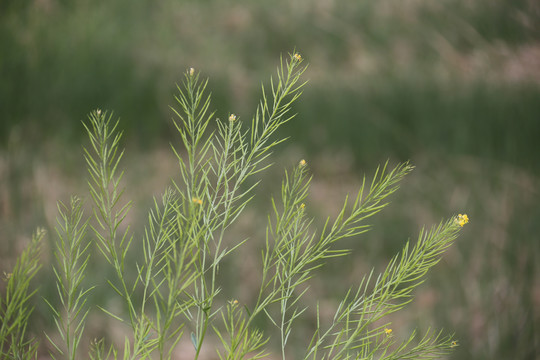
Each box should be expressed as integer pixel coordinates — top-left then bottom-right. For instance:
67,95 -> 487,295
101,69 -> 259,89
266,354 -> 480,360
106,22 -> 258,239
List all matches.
189,67 -> 195,76
456,214 -> 469,227
384,328 -> 393,337
450,340 -> 458,348
229,114 -> 237,122
300,203 -> 305,210
299,159 -> 307,167
192,197 -> 203,205
293,53 -> 302,62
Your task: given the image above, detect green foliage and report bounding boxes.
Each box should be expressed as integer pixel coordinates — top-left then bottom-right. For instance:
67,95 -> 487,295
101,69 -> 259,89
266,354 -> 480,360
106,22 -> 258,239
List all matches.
0,228 -> 43,359
0,53 -> 469,359
44,196 -> 93,359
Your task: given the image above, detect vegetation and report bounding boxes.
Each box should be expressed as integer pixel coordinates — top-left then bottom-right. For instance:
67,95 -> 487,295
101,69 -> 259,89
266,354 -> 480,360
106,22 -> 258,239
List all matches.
1,0 -> 539,359
1,53 -> 469,359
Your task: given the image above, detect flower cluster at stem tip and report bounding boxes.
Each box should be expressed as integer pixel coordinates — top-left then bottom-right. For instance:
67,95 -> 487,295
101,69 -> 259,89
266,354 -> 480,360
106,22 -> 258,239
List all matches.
456,214 -> 469,227
384,328 -> 393,337
229,114 -> 237,122
192,197 -> 203,205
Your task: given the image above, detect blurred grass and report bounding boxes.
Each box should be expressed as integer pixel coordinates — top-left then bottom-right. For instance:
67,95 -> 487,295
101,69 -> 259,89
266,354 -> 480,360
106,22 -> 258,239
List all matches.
297,80 -> 540,171
2,0 -> 539,166
1,0 -> 539,358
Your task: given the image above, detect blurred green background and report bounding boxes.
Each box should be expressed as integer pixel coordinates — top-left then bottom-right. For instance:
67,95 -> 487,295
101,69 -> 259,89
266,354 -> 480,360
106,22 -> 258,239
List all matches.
1,0 -> 539,359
